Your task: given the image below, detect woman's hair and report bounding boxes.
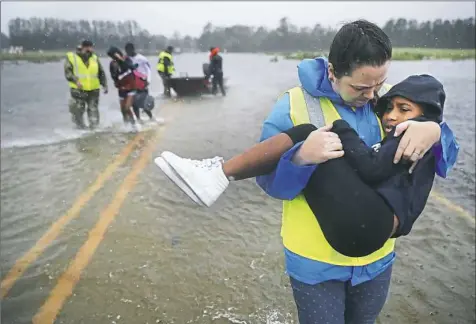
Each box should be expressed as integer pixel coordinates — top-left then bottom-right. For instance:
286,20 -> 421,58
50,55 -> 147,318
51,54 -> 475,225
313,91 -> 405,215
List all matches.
328,20 -> 392,78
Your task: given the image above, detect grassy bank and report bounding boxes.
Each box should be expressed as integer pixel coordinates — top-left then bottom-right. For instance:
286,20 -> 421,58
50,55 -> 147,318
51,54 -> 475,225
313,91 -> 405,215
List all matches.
282,47 -> 476,61
0,51 -> 65,63
392,47 -> 475,60
3,47 -> 475,63
0,50 -> 163,63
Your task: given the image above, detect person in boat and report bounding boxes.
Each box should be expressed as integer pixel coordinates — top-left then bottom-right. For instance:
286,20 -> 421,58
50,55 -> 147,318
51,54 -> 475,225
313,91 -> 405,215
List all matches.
155,20 -> 459,323
157,73 -> 454,257
209,47 -> 226,96
64,40 -> 108,130
107,46 -> 147,126
156,46 -> 175,97
124,42 -> 156,122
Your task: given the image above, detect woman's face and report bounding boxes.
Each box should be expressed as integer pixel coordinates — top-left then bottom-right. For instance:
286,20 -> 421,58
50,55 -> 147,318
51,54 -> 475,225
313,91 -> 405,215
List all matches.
329,61 -> 390,107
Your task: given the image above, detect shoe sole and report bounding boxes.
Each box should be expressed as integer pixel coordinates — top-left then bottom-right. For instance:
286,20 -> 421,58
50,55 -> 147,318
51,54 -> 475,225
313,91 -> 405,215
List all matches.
154,157 -> 205,206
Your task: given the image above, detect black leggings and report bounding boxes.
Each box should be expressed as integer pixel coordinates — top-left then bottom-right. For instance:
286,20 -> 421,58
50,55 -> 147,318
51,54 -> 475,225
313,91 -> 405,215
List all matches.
132,90 -> 153,120
132,105 -> 153,120
283,124 -> 395,257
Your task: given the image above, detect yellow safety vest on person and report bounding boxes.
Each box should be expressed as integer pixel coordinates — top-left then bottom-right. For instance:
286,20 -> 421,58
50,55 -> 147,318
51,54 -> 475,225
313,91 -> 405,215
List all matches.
156,51 -> 175,74
66,52 -> 100,91
281,84 -> 395,266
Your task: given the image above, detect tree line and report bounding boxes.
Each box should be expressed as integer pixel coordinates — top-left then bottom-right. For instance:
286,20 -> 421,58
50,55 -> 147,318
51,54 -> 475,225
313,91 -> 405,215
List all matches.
2,16 -> 475,53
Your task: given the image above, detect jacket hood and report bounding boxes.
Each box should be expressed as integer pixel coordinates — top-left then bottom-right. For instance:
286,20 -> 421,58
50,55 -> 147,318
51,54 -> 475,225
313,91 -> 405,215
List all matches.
375,74 -> 445,123
107,46 -> 123,60
297,57 -> 347,105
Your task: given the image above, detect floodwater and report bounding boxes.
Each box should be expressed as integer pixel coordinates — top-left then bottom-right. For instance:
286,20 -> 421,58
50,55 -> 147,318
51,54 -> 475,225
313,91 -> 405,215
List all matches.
1,54 -> 475,324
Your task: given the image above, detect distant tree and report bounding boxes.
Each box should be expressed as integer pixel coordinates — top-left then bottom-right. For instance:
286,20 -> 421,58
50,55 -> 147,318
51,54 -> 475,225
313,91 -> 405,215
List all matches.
6,16 -> 475,53
0,32 -> 10,49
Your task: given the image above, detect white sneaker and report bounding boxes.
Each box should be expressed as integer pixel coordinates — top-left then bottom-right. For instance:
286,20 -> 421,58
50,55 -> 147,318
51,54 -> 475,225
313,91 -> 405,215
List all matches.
160,151 -> 230,207
154,157 -> 205,206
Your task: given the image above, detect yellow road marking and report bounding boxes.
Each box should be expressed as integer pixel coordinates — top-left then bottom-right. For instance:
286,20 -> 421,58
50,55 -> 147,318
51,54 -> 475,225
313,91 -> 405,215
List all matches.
431,190 -> 475,224
32,128 -> 164,324
0,133 -> 146,299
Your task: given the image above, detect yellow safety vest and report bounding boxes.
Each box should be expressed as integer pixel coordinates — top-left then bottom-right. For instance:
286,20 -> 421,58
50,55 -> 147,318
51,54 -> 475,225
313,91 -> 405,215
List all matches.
66,52 -> 100,91
281,84 -> 396,266
156,51 -> 175,74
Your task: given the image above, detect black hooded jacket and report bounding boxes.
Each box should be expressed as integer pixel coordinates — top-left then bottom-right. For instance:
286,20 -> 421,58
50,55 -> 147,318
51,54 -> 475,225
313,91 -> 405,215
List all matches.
209,54 -> 223,75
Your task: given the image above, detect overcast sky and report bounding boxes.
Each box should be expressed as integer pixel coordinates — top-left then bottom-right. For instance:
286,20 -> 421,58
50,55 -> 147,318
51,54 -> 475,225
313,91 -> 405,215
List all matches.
1,1 -> 474,37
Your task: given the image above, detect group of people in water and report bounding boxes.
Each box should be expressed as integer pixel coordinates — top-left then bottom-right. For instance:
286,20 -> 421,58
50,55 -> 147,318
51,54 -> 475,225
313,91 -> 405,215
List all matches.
64,41 -> 225,130
154,20 -> 460,323
107,43 -> 156,126
64,40 -> 157,129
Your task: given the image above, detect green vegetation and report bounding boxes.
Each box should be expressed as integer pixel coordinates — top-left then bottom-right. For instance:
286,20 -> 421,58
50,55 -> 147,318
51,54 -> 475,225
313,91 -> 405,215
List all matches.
0,51 -> 65,63
282,51 -> 328,60
282,48 -> 476,61
2,17 -> 474,54
2,47 -> 474,64
392,47 -> 475,60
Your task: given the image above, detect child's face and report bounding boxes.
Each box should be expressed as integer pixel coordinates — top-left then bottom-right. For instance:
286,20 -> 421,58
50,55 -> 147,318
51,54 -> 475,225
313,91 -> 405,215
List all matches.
381,96 -> 424,133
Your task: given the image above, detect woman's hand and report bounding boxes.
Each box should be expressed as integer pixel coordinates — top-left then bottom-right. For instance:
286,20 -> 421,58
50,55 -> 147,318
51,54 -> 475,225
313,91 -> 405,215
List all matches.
393,120 -> 441,173
292,124 -> 344,166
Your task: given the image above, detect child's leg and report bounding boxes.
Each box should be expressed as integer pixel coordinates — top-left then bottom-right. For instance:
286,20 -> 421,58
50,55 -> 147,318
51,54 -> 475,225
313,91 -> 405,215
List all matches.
144,109 -> 153,119
157,124 -> 317,206
121,93 -> 136,124
223,123 -> 317,181
222,133 -> 293,181
132,104 -> 141,121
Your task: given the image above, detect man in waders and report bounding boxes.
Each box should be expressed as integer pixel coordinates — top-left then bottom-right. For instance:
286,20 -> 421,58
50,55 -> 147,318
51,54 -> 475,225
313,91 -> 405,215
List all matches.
209,47 -> 226,96
64,40 -> 108,130
156,46 -> 175,97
